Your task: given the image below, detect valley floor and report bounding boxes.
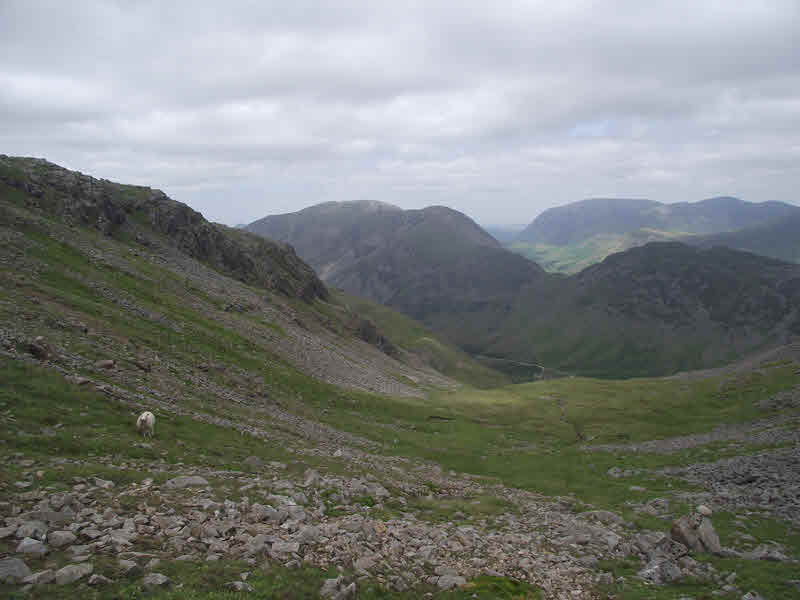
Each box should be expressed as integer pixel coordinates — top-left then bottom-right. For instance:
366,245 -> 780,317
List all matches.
1,349 -> 799,600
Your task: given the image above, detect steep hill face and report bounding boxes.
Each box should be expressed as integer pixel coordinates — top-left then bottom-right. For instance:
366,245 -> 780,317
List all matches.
687,213 -> 800,264
248,201 -> 545,321
0,156 -> 328,302
511,196 -> 800,274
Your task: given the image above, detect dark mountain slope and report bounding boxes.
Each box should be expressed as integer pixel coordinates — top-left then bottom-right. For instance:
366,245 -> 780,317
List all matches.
478,243 -> 800,377
248,201 -> 545,321
687,214 -> 800,264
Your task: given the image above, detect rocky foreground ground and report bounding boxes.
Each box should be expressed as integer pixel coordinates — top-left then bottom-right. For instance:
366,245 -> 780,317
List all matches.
2,361 -> 799,599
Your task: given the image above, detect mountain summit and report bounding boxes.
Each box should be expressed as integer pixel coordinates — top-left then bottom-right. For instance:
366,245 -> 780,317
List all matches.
247,202 -> 544,322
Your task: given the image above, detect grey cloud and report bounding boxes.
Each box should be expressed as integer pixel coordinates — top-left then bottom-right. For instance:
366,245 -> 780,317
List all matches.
1,0 -> 798,226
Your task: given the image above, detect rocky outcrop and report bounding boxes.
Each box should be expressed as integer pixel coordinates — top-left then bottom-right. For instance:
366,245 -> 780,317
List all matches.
670,506 -> 723,556
0,155 -> 327,302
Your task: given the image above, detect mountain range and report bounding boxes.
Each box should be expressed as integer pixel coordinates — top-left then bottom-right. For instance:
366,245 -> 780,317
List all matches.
248,200 -> 800,378
509,196 -> 800,273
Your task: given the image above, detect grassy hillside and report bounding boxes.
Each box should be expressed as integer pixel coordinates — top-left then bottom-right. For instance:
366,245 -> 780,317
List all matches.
336,291 -> 510,389
509,229 -> 686,275
513,197 -> 800,274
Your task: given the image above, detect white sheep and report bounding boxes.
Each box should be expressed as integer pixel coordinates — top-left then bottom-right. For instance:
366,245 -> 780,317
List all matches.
136,411 -> 155,438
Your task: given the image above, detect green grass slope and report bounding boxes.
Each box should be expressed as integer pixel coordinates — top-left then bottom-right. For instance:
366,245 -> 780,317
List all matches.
335,291 -> 510,389
509,229 -> 687,274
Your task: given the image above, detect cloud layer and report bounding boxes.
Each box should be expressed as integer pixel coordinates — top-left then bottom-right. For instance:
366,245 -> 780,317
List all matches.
2,1 -> 799,226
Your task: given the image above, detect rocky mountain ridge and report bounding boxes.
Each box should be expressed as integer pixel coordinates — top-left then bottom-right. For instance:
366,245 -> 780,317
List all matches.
0,156 -> 328,303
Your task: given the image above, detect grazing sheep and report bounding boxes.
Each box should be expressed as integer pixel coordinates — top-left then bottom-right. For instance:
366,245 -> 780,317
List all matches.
136,411 -> 155,438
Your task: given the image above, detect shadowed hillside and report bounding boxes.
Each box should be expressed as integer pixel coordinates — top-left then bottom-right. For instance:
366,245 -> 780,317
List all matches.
687,213 -> 800,264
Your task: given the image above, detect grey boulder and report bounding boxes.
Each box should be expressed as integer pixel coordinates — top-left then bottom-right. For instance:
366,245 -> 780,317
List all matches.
55,563 -> 93,585
0,557 -> 32,584
164,475 -> 209,489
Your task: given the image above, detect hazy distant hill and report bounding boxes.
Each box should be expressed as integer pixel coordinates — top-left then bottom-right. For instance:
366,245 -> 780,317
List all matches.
483,224 -> 526,244
247,201 -> 545,322
511,196 -> 800,274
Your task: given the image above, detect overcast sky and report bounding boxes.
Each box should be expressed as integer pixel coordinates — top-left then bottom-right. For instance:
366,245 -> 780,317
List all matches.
2,1 -> 799,227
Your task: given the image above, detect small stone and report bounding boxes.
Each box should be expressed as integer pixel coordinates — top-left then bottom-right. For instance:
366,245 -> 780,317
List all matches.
271,541 -> 300,553
295,525 -> 320,545
303,469 -> 321,487
17,537 -> 48,557
145,558 -> 161,570
88,573 -> 113,586
437,575 -> 467,590
119,559 -> 141,576
16,520 -> 47,540
55,563 -> 93,585
23,569 -> 55,585
226,581 -> 253,592
637,559 -> 683,584
142,573 -> 170,590
93,477 -> 114,489
48,530 -> 77,548
320,577 -> 343,598
697,504 -> 713,517
164,475 -> 209,489
0,525 -> 18,539
0,558 -> 32,583
94,359 -> 115,369
697,518 -> 723,555
243,456 -> 264,468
